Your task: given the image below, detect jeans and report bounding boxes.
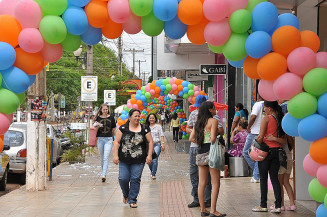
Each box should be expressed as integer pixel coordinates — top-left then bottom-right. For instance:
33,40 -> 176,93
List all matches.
118,161 -> 145,204
173,127 -> 179,142
97,137 -> 113,177
242,133 -> 260,180
189,147 -> 211,203
258,148 -> 282,208
148,143 -> 162,176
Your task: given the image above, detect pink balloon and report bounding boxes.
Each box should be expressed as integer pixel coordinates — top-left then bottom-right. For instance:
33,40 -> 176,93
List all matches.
145,84 -> 150,92
316,52 -> 327,69
228,0 -> 248,15
150,89 -> 155,95
0,0 -> 19,16
18,28 -> 44,53
172,84 -> 177,90
258,79 -> 278,101
204,20 -> 231,46
108,0 -> 131,24
287,47 -> 316,77
14,0 -> 42,28
169,79 -> 175,85
317,165 -> 327,188
194,91 -> 200,97
273,73 -> 303,100
203,0 -> 229,22
127,103 -> 133,108
132,104 -> 139,109
303,154 -> 323,177
122,12 -> 141,34
41,42 -> 63,63
194,86 -> 200,91
0,113 -> 13,135
188,96 -> 193,102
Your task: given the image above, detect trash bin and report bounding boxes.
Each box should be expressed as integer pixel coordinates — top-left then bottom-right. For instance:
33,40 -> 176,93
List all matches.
229,157 -> 249,177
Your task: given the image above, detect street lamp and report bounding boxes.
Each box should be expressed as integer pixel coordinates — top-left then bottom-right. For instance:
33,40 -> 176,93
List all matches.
73,46 -> 87,70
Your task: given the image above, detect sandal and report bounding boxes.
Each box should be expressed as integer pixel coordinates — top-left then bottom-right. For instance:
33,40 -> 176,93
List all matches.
286,205 -> 297,211
123,196 -> 128,204
252,206 -> 268,212
270,204 -> 285,211
130,203 -> 138,208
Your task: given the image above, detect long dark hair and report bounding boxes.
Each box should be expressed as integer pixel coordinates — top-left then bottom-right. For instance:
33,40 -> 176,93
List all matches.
172,113 -> 178,120
236,103 -> 249,117
194,101 -> 214,147
145,113 -> 157,126
94,104 -> 110,120
264,101 -> 285,137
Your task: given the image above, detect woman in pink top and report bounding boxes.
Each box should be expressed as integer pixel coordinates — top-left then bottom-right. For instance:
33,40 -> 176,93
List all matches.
252,101 -> 287,214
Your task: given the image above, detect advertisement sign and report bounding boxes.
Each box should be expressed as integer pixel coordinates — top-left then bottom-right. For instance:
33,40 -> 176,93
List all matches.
186,71 -> 208,82
104,90 -> 116,106
60,96 -> 65,108
30,97 -> 47,121
199,64 -> 227,75
81,76 -> 97,101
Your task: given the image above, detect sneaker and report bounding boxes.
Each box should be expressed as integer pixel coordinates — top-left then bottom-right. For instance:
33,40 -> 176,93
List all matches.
188,201 -> 200,208
252,206 -> 268,212
151,175 -> 156,180
250,177 -> 260,183
271,208 -> 281,213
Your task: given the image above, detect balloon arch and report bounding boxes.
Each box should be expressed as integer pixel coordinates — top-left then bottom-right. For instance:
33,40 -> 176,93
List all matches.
0,0 -> 327,213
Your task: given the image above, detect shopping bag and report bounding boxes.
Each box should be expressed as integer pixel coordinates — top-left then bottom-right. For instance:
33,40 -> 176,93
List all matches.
208,139 -> 225,171
89,126 -> 98,147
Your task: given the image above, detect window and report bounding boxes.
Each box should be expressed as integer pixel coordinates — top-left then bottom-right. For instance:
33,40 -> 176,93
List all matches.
4,130 -> 24,147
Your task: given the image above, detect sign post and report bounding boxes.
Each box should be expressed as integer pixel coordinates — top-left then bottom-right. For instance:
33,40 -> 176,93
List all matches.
104,90 -> 116,112
81,76 -> 98,101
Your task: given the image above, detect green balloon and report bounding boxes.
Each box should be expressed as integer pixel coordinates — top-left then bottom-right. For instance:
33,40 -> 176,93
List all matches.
141,11 -> 164,37
188,90 -> 194,96
208,44 -> 224,54
229,9 -> 252,33
183,93 -> 189,99
308,178 -> 327,203
325,193 -> 327,207
61,33 -> 81,52
245,0 -> 267,12
16,92 -> 25,105
39,16 -> 67,44
38,0 -> 68,16
0,73 -> 2,86
162,79 -> 169,85
166,84 -> 172,91
145,92 -> 151,99
0,88 -> 20,114
141,86 -> 145,91
223,33 -> 248,61
188,84 -> 194,90
146,98 -> 152,103
288,92 -> 317,119
303,68 -> 327,97
129,0 -> 153,16
164,90 -> 169,95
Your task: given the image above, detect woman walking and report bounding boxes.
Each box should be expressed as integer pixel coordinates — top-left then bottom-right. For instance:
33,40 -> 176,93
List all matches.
171,113 -> 180,143
94,104 -> 116,182
252,101 -> 286,213
189,101 -> 225,217
146,113 -> 165,180
113,109 -> 154,208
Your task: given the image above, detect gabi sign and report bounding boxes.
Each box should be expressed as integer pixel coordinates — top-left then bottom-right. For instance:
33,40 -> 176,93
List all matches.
199,64 -> 227,75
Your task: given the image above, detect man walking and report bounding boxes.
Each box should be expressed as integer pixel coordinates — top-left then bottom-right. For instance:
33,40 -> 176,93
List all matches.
243,95 -> 264,183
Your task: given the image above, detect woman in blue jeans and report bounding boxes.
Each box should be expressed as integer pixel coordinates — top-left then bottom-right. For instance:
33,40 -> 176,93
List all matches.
94,104 -> 116,182
146,113 -> 165,180
113,109 -> 154,208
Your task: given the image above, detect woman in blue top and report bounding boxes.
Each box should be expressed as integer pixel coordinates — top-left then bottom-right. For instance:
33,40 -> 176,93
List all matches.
231,103 -> 248,132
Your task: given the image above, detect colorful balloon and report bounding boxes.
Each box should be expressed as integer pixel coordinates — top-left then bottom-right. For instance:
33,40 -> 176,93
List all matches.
85,0 -> 109,28
243,56 -> 261,79
0,113 -> 13,135
153,0 -> 178,22
0,42 -> 16,70
164,16 -> 187,39
14,48 -> 44,75
281,113 -> 301,137
308,178 -> 327,203
108,0 -> 131,24
18,28 -> 44,53
318,93 -> 327,119
288,92 -> 317,119
122,12 -> 141,34
204,20 -> 231,46
303,68 -> 327,97
0,88 -> 20,114
258,79 -> 278,101
287,47 -> 316,77
257,52 -> 287,80
102,18 -> 123,39
223,33 -> 248,61
298,114 -> 327,141
272,26 -> 301,57
61,33 -> 81,51
178,0 -> 203,26
187,18 -> 208,45
1,67 -> 30,94
251,2 -> 278,32
273,73 -> 303,100
0,15 -> 22,48
38,0 -> 68,16
40,42 -> 63,63
62,6 -> 89,35
245,31 -> 271,58
141,11 -> 164,37
301,30 -> 320,53
14,0 -> 42,28
129,0 -> 153,17
203,0 -> 229,22
39,15 -> 67,44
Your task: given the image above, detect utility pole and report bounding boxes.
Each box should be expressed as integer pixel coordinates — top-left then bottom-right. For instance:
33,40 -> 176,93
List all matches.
118,36 -> 123,76
124,48 -> 144,78
136,60 -> 146,78
86,45 -> 93,143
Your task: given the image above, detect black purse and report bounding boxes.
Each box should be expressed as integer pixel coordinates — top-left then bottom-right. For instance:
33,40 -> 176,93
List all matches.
271,115 -> 287,168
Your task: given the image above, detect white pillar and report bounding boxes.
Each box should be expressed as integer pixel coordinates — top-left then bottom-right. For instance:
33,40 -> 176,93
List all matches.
26,121 -> 37,191
37,122 -> 47,190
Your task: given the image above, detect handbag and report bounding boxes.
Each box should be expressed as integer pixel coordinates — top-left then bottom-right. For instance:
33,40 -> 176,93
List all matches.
278,148 -> 287,169
196,152 -> 209,166
89,126 -> 98,147
208,138 -> 225,170
249,139 -> 270,161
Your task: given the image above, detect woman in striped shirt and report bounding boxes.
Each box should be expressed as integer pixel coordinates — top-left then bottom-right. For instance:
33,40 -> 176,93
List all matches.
146,113 -> 165,180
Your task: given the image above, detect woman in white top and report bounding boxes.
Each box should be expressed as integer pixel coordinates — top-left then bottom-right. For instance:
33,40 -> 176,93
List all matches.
146,113 -> 165,180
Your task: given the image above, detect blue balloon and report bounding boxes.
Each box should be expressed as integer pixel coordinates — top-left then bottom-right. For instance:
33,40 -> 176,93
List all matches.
68,0 -> 90,7
182,81 -> 188,87
270,13 -> 300,34
62,6 -> 88,35
160,91 -> 165,96
318,93 -> 327,119
298,114 -> 327,141
178,91 -> 183,97
153,0 -> 178,21
282,113 -> 301,137
183,87 -> 189,93
0,42 -> 16,70
316,204 -> 327,217
1,67 -> 30,94
81,25 -> 102,45
228,56 -> 247,68
28,74 -> 36,86
160,84 -> 166,91
164,15 -> 187,39
122,110 -> 128,115
135,94 -> 141,100
136,90 -> 142,95
156,79 -> 162,86
251,2 -> 278,33
141,95 -> 146,102
245,31 -> 272,58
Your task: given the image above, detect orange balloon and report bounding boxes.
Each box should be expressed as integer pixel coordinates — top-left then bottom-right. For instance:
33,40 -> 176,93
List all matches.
14,48 -> 44,75
257,52 -> 287,80
150,83 -> 156,89
309,137 -> 327,164
154,93 -> 160,98
200,91 -> 206,95
139,105 -> 144,110
177,85 -> 183,91
155,87 -> 160,93
136,100 -> 143,107
118,120 -> 124,126
243,56 -> 261,79
187,17 -> 208,45
272,26 -> 301,57
131,94 -> 136,98
178,0 -> 203,26
0,137 -> 3,153
85,0 -> 109,28
130,98 -> 137,104
102,17 -> 123,39
300,30 -> 320,53
175,79 -> 183,85
0,15 -> 22,47
173,90 -> 179,95
192,97 -> 195,104
0,135 -> 3,140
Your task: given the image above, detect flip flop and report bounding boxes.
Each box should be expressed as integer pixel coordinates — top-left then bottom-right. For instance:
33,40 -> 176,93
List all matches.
130,203 -> 138,208
123,196 -> 128,204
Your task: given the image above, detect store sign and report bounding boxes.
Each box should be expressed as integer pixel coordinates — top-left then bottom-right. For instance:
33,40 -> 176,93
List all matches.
60,96 -> 65,108
199,64 -> 227,75
70,123 -> 87,130
81,76 -> 97,101
185,71 -> 208,82
104,90 -> 116,106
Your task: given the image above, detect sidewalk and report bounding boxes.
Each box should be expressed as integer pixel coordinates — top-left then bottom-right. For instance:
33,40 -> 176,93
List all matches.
0,132 -> 317,217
